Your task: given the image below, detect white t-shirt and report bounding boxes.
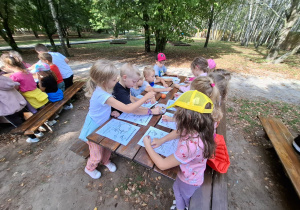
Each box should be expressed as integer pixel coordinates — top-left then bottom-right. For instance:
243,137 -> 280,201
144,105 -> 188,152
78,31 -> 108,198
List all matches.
88,86 -> 112,126
154,64 -> 167,77
48,52 -> 73,79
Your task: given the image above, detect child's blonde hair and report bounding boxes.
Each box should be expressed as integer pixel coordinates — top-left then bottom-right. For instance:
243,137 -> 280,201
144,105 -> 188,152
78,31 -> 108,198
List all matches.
120,63 -> 140,78
85,60 -> 119,97
0,52 -> 27,73
143,66 -> 154,77
208,72 -> 230,102
191,57 -> 209,73
190,76 -> 223,122
38,53 -> 53,63
9,50 -> 23,62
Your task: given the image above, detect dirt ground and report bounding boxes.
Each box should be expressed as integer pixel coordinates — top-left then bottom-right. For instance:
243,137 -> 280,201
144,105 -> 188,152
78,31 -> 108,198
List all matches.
1,40 -> 300,209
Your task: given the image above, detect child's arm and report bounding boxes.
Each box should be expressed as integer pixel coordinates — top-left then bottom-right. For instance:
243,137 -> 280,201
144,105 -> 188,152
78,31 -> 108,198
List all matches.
145,86 -> 172,93
151,130 -> 179,148
64,58 -> 70,63
37,74 -> 46,92
130,95 -> 139,103
143,135 -> 180,170
106,91 -> 155,113
155,77 -> 168,87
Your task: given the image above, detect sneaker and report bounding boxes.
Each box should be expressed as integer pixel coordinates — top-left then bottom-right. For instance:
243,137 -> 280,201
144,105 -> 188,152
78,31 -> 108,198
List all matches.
38,126 -> 46,132
63,103 -> 73,110
34,132 -> 44,138
105,162 -> 117,172
47,120 -> 57,126
292,135 -> 300,154
85,167 -> 101,179
26,137 -> 40,143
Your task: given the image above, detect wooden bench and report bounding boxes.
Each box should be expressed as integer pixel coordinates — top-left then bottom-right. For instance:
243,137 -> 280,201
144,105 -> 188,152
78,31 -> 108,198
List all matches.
11,81 -> 85,136
69,139 -> 90,159
258,116 -> 300,198
110,40 -> 127,44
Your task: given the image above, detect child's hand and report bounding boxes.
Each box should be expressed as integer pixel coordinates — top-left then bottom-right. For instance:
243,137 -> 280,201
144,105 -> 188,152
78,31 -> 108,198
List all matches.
163,83 -> 169,88
162,115 -> 174,122
151,107 -> 161,115
145,91 -> 156,100
150,97 -> 156,104
151,138 -> 163,148
166,87 -> 172,91
143,135 -> 152,147
111,111 -> 120,118
184,77 -> 190,82
145,99 -> 151,104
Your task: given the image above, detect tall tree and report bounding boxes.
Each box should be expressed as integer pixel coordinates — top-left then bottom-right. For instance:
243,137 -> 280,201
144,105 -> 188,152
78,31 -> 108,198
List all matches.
0,0 -> 20,51
266,0 -> 300,62
48,0 -> 69,56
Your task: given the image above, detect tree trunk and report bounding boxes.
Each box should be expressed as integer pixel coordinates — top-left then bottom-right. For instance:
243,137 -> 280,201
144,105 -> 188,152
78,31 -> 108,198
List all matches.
0,12 -> 20,51
267,0 -> 299,61
241,0 -> 254,46
32,29 -> 39,38
48,0 -> 69,56
143,11 -> 150,52
204,4 -> 214,48
76,26 -> 82,38
273,43 -> 300,64
155,30 -> 167,52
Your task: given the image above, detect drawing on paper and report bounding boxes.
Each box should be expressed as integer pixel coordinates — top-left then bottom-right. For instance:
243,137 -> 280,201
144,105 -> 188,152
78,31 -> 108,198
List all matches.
166,100 -> 176,111
158,112 -> 177,130
136,95 -> 158,108
152,84 -> 169,94
96,119 -> 140,146
138,126 -> 179,157
118,112 -> 153,126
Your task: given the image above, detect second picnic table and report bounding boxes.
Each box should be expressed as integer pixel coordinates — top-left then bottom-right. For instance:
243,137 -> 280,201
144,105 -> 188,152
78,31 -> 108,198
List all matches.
86,76 -> 186,179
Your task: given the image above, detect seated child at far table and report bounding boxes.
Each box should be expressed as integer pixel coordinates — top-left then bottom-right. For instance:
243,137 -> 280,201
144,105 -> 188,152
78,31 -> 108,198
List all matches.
38,52 -> 65,92
174,56 -> 210,93
143,67 -> 172,93
154,53 -> 173,87
143,90 -> 216,210
111,63 -> 162,117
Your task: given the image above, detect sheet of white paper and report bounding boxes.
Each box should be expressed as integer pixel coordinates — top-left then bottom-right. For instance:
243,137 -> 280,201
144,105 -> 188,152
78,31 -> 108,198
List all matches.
96,119 -> 140,146
138,126 -> 179,157
152,84 -> 169,94
166,100 -> 176,111
118,112 -> 153,126
158,112 -> 177,130
136,95 -> 158,108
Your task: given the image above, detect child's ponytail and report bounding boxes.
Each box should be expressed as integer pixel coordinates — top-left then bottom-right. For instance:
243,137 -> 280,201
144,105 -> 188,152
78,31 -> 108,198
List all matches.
85,78 -> 97,98
190,77 -> 223,122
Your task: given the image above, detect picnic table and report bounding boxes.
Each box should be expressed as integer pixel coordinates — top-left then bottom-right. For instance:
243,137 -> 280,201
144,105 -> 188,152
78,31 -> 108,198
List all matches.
87,76 -> 185,178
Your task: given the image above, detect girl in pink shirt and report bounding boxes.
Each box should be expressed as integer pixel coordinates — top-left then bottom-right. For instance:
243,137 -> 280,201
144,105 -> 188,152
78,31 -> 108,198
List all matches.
174,57 -> 210,92
1,53 -> 48,109
143,90 -> 216,210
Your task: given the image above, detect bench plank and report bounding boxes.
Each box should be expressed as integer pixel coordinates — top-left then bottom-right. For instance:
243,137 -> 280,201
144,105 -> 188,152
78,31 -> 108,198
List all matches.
69,140 -> 90,159
24,81 -> 85,135
259,116 -> 300,197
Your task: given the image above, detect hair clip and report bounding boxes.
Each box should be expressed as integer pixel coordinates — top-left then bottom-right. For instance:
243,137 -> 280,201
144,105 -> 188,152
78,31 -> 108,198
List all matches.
211,83 -> 215,87
207,65 -> 209,69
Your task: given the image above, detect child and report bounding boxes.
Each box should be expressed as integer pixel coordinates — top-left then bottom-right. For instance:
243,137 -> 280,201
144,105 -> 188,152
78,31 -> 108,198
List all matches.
143,67 -> 172,93
130,75 -> 148,97
0,53 -> 49,109
174,57 -> 210,92
38,52 -> 65,92
9,50 -> 31,68
112,63 -> 161,116
143,90 -> 216,210
208,72 -> 231,104
34,44 -> 73,110
0,75 -> 44,143
207,59 -> 216,72
79,60 -> 156,179
153,53 -> 172,87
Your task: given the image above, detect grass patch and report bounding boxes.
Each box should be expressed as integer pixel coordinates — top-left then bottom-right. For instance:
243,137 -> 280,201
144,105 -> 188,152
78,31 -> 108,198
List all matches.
227,98 -> 300,137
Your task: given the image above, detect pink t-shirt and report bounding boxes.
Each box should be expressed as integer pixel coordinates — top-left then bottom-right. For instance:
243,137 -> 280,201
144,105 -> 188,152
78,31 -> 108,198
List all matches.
10,71 -> 37,92
179,73 -> 208,92
174,133 -> 207,186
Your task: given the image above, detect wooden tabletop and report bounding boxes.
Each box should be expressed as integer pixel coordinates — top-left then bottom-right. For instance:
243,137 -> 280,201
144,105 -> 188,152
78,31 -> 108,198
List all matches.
87,76 -> 186,178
